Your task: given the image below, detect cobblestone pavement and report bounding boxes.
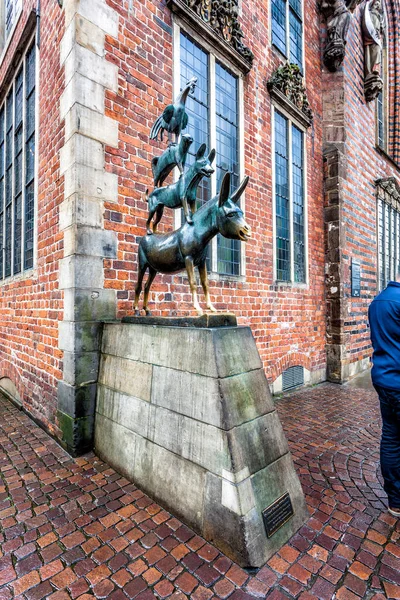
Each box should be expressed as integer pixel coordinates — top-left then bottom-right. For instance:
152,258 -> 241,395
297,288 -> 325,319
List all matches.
1,377 -> 400,600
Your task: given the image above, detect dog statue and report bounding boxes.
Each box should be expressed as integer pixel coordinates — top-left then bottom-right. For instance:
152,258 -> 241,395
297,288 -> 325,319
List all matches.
151,134 -> 193,188
146,143 -> 215,234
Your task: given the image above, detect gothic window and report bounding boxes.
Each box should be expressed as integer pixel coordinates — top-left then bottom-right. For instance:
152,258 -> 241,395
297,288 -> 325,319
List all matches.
271,0 -> 303,69
376,9 -> 388,150
273,108 -> 306,283
179,30 -> 243,276
0,41 -> 36,281
0,0 -> 22,53
376,179 -> 400,290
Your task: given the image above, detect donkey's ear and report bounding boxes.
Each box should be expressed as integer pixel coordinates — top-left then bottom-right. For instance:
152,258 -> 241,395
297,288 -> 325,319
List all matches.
208,148 -> 216,164
195,143 -> 207,159
218,172 -> 231,207
231,176 -> 249,205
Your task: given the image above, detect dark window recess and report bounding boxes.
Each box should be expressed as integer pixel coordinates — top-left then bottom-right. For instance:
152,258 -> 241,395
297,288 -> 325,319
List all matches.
282,365 -> 304,391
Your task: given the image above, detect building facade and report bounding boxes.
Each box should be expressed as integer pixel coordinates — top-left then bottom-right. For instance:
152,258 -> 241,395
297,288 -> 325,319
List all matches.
0,0 -> 398,454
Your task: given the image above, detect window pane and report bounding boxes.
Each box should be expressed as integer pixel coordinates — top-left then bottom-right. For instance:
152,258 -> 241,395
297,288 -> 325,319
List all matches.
0,107 -> 4,281
216,63 -> 240,276
5,90 -> 13,277
289,0 -> 302,17
377,92 -> 384,147
272,0 -> 287,55
13,193 -> 22,274
24,181 -> 34,269
24,44 -> 36,271
292,126 -> 305,282
180,33 -> 211,208
275,112 -> 290,281
378,200 -> 384,289
289,11 -> 303,68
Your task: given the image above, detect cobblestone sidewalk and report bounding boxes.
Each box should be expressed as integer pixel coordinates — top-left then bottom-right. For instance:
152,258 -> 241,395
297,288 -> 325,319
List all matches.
0,378 -> 399,600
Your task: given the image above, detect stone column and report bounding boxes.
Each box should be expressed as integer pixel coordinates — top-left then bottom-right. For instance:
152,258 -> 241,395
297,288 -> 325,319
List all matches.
322,76 -> 348,382
57,0 -> 119,455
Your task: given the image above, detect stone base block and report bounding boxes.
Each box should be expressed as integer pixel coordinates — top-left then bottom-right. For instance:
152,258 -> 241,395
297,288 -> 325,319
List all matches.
95,321 -> 309,567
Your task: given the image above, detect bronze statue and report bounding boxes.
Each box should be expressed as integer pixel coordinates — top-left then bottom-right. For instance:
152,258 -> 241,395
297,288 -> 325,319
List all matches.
150,77 -> 197,143
152,134 -> 193,188
146,144 -> 215,234
320,0 -> 351,71
361,0 -> 384,101
135,172 -> 251,316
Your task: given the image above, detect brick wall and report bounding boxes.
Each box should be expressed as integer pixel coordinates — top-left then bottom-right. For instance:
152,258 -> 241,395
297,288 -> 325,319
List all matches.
323,0 -> 400,381
102,0 -> 327,387
0,0 -> 65,433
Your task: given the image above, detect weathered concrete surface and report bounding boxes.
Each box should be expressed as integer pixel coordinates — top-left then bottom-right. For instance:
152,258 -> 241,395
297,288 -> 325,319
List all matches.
95,323 -> 309,567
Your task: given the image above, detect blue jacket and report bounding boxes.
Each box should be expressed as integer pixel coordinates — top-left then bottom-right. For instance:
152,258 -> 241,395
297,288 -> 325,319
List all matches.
368,281 -> 400,389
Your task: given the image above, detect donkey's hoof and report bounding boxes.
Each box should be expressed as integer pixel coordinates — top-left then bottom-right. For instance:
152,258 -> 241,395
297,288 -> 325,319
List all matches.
145,310 -> 152,316
147,229 -> 153,235
134,310 -> 141,316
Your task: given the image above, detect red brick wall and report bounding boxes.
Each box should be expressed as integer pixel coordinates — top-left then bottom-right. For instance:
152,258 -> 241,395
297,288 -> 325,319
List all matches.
0,0 -> 64,431
324,0 -> 400,375
103,0 -> 327,384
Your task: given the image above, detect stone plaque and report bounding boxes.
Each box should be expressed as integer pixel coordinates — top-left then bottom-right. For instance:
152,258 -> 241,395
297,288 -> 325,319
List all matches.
351,259 -> 361,297
262,492 -> 294,538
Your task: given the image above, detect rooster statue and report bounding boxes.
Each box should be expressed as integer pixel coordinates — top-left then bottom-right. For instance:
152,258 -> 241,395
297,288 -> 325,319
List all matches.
150,76 -> 197,144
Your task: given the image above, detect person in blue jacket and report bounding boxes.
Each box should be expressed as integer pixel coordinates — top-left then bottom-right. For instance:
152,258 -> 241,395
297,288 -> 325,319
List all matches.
368,274 -> 400,517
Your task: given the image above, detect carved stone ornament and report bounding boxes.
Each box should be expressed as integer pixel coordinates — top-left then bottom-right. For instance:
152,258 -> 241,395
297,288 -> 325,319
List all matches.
361,0 -> 384,102
267,63 -> 313,128
320,0 -> 352,72
166,0 -> 253,72
376,177 -> 400,211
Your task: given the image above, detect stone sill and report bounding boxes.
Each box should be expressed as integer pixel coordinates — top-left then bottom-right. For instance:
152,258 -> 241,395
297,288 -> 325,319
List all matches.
166,0 -> 252,74
375,145 -> 400,172
269,86 -> 312,130
0,267 -> 36,287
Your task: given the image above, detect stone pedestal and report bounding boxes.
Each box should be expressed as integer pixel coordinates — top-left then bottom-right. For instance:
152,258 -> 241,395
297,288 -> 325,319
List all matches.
95,318 -> 308,567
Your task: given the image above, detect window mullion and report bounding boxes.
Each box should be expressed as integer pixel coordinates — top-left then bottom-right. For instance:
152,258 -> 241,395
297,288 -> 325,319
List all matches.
21,56 -> 26,271
11,79 -> 15,276
286,0 -> 290,60
209,53 -> 217,273
288,123 -> 294,282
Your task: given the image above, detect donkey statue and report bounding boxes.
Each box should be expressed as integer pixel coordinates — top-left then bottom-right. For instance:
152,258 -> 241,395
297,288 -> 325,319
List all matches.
134,172 -> 251,316
146,143 -> 215,234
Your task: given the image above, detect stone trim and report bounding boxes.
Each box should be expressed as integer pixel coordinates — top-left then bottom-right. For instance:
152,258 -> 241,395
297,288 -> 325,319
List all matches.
167,0 -> 253,72
267,63 -> 313,129
57,0 -> 119,456
376,176 -> 400,209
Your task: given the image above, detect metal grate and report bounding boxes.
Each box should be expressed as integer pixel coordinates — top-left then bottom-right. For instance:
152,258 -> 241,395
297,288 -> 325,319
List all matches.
282,366 -> 304,391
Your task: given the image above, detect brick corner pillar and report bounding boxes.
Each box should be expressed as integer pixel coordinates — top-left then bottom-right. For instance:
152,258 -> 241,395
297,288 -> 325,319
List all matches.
57,0 -> 119,455
324,142 -> 348,383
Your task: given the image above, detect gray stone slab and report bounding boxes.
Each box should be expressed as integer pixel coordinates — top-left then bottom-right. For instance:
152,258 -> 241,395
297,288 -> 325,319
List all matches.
228,412 -> 289,475
59,321 -> 102,353
203,473 -> 266,567
219,368 -> 275,429
58,380 -> 97,419
94,413 -> 137,477
102,324 -> 219,377
122,313 -> 237,328
95,415 -> 205,531
64,288 -> 116,322
250,453 -> 310,560
151,366 -> 222,427
98,354 -> 152,401
147,406 -> 231,475
96,385 -> 151,438
63,351 -> 100,386
212,327 -> 263,377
